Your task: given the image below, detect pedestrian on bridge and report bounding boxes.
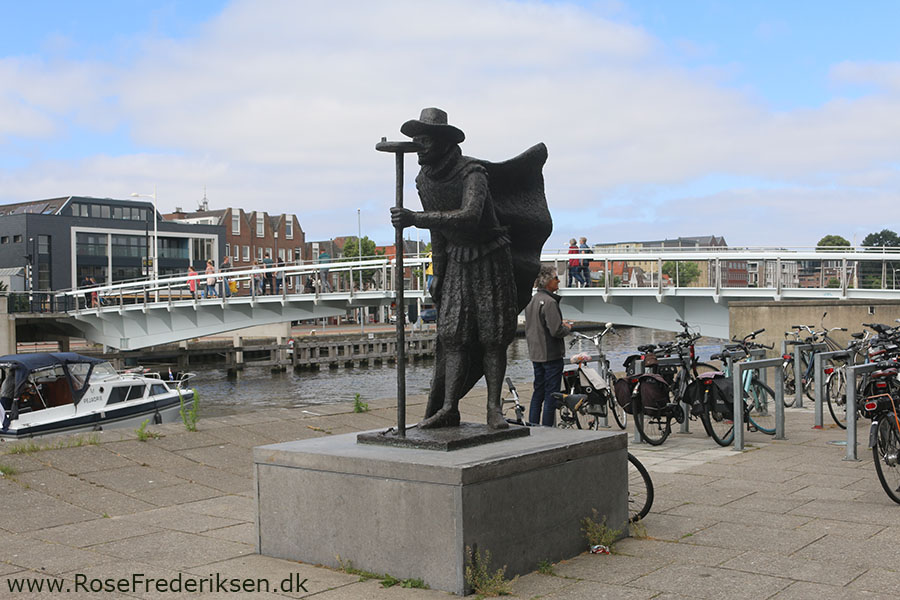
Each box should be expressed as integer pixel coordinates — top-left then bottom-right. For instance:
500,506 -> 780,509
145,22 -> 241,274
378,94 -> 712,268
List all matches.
568,239 -> 585,287
221,255 -> 233,298
205,260 -> 217,299
579,236 -> 591,287
263,252 -> 274,295
187,265 -> 198,300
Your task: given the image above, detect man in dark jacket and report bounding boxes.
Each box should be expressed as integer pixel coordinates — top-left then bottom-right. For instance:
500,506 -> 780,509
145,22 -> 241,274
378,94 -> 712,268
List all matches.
524,265 -> 572,426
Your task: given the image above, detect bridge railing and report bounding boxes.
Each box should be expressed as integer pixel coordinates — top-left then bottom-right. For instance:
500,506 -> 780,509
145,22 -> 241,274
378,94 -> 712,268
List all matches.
52,254 -> 431,314
542,247 -> 900,295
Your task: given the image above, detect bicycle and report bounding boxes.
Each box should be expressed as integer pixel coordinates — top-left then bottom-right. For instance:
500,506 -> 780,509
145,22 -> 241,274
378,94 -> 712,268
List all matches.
701,329 -> 778,447
561,323 -> 627,430
625,320 -> 717,446
782,312 -> 847,407
861,362 -> 900,504
502,378 -> 654,522
824,331 -> 870,428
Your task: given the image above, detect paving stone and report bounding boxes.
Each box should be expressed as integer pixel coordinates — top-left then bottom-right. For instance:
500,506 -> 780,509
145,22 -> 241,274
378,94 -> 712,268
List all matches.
680,521 -> 824,556
507,572 -> 580,599
633,512 -> 718,542
178,494 -> 254,520
37,445 -> 136,474
309,578 -> 451,599
0,572 -> 115,599
104,440 -> 200,471
161,464 -> 251,494
174,444 -> 253,476
847,567 -> 900,596
613,538 -> 743,567
627,563 -> 792,600
769,580 -> 896,600
662,502 -> 813,531
182,553 -> 358,598
150,431 -> 226,452
136,482 -> 223,507
116,505 -> 245,533
719,550 -> 867,586
198,523 -> 256,546
80,465 -> 189,494
793,517 -> 884,540
794,534 -> 900,569
4,535 -> 118,575
553,552 -> 670,585
204,426 -> 279,448
0,452 -> 49,473
0,488 -> 98,532
721,492 -> 814,515
27,516 -> 163,548
92,530 -> 252,570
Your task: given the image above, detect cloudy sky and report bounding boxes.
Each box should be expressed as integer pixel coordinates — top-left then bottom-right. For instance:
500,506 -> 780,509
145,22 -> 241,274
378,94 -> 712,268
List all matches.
1,0 -> 899,250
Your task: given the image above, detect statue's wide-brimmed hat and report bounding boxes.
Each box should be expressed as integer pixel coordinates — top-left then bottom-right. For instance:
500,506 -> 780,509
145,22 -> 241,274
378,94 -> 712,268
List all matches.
401,107 -> 465,143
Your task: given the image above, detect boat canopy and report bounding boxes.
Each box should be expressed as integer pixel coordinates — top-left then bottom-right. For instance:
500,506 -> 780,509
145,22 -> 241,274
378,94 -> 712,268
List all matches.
0,353 -> 106,405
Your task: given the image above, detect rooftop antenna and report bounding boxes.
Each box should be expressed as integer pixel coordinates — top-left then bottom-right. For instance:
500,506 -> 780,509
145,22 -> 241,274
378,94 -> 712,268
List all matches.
198,186 -> 209,212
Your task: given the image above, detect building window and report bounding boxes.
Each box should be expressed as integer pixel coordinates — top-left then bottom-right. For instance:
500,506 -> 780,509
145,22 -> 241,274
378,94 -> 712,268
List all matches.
101,205 -> 110,219
232,213 -> 240,234
278,249 -> 285,261
38,235 -> 50,255
233,244 -> 240,261
225,243 -> 230,258
159,238 -> 189,259
111,235 -> 145,258
91,205 -> 101,219
76,233 -> 107,257
38,263 -> 50,291
285,220 -> 293,239
266,247 -> 272,259
113,206 -> 123,219
257,247 -> 263,261
13,235 -> 22,243
243,245 -> 250,262
0,237 -> 8,244
192,238 -> 214,262
256,214 -> 264,238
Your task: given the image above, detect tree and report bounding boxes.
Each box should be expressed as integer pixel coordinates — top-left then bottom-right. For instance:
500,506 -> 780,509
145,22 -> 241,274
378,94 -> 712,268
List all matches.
816,234 -> 851,250
662,261 -> 700,286
861,229 -> 900,248
340,236 -> 382,288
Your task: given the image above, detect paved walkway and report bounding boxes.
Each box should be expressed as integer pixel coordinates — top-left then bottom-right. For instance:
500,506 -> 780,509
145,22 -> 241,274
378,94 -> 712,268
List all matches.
0,388 -> 897,599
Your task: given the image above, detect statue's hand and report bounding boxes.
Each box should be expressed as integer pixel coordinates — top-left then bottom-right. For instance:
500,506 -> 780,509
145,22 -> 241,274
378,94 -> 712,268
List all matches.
390,207 -> 415,228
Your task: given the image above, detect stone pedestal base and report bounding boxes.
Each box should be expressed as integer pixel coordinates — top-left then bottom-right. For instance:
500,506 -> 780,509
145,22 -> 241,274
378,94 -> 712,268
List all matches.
254,426 -> 627,595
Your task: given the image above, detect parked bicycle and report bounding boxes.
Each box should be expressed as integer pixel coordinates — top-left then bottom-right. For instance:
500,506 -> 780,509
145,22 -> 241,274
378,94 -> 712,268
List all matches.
700,329 -> 778,446
782,312 -> 847,407
861,360 -> 900,504
615,320 -> 716,446
502,377 -> 654,521
559,323 -> 627,430
824,331 -> 870,428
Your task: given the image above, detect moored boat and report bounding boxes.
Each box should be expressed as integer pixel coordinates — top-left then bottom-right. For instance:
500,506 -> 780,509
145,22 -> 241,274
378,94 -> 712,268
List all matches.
0,352 -> 195,439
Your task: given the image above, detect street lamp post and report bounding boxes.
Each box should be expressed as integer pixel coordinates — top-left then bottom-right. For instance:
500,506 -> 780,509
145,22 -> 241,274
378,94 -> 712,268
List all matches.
358,208 -> 364,334
130,186 -> 158,281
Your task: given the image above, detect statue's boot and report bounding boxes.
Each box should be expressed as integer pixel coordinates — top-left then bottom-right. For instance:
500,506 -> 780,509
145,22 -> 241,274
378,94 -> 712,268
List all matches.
486,398 -> 509,430
418,406 -> 461,429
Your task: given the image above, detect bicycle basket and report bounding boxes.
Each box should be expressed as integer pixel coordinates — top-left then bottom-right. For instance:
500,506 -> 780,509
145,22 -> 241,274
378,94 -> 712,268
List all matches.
585,389 -> 609,416
614,378 -> 636,414
639,373 -> 670,415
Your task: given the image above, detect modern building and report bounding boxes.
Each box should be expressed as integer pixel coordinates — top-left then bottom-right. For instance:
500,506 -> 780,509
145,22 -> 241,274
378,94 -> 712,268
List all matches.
168,204 -> 306,294
0,196 -> 224,294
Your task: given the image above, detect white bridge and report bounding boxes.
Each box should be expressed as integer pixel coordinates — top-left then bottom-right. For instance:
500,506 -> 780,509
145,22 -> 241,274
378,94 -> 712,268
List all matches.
50,248 -> 900,349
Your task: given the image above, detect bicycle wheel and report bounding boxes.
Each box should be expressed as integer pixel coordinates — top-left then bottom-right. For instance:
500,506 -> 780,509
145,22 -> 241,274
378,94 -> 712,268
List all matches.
746,379 -> 776,435
782,360 -> 796,407
826,369 -> 848,429
627,452 -> 654,522
634,410 -> 671,445
873,417 -> 900,505
607,375 -> 627,430
802,357 -> 816,402
700,385 -> 734,446
556,404 -> 582,429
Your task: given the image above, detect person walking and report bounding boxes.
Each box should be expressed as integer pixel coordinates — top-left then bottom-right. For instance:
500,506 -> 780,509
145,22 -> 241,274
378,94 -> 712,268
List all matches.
579,236 -> 591,287
274,257 -> 284,295
205,260 -> 217,299
221,255 -> 233,298
524,266 -> 572,426
187,265 -> 198,300
263,252 -> 274,294
567,238 -> 585,287
252,261 -> 263,296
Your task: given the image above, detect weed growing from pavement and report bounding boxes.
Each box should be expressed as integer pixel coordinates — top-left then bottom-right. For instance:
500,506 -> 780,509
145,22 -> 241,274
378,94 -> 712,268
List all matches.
630,520 -> 648,539
0,463 -> 18,477
537,559 -> 555,576
465,546 -> 512,596
135,419 -> 162,442
179,389 -> 200,431
353,393 -> 369,413
336,556 -> 428,589
2,434 -> 99,455
581,509 -> 623,548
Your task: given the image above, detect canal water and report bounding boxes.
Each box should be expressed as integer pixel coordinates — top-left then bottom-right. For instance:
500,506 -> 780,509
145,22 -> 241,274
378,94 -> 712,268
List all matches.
194,327 -> 727,417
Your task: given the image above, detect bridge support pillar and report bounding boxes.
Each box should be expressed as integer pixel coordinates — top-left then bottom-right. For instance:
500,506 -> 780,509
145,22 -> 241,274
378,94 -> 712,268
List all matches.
0,297 -> 15,355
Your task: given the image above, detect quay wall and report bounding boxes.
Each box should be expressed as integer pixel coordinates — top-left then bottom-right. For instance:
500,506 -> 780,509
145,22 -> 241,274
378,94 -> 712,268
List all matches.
729,299 -> 900,349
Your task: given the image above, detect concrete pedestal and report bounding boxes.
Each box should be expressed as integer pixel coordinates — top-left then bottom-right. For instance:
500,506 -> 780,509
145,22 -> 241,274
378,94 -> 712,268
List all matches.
254,427 -> 627,595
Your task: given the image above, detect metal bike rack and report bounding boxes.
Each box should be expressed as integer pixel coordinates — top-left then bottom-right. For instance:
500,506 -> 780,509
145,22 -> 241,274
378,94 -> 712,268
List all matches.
843,363 -> 881,462
812,350 -> 850,429
733,357 -> 785,451
781,341 -> 829,408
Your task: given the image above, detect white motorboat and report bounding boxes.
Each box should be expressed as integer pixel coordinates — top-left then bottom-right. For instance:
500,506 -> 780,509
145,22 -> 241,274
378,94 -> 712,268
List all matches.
0,353 -> 195,439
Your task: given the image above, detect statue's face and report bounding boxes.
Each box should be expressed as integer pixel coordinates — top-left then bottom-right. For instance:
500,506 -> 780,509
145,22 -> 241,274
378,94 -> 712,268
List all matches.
414,134 -> 450,165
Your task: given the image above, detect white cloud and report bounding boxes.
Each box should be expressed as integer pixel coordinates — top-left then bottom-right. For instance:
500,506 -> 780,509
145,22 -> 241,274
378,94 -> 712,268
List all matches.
1,0 -> 900,247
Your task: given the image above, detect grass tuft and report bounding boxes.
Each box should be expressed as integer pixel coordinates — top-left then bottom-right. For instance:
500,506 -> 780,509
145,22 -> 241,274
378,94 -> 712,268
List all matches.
465,546 -> 512,596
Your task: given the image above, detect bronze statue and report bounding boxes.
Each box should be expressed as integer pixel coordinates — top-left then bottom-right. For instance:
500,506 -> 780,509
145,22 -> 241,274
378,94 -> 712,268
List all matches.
391,108 -> 551,429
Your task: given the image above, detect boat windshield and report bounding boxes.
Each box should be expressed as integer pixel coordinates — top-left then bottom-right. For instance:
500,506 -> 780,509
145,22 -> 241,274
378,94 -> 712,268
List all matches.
89,362 -> 119,381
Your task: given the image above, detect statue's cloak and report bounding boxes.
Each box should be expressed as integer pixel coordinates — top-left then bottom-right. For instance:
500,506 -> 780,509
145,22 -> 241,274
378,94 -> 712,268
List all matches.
424,143 -> 552,419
